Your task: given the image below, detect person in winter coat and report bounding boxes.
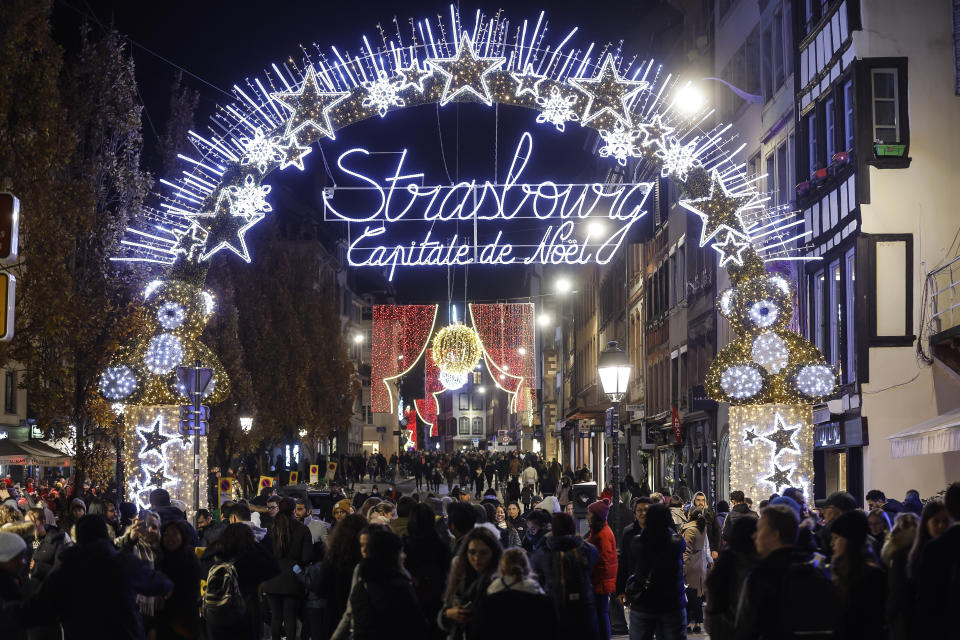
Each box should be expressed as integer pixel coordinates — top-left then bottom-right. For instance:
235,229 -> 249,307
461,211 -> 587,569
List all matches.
473,548 -> 556,637
115,510 -> 164,634
0,530 -> 27,640
622,502 -> 687,640
829,510 -> 887,640
439,525 -> 502,640
691,492 -> 719,559
704,515 -> 756,640
680,508 -> 711,634
881,512 -> 918,640
490,504 -> 520,549
914,482 -> 960,640
531,512 -> 599,640
201,523 -> 280,640
616,496 -> 650,601
404,503 -> 452,640
867,508 -> 891,560
15,515 -> 173,640
521,509 -> 551,554
668,495 -> 687,531
314,514 -> 365,638
23,507 -> 70,593
261,497 -> 313,640
721,490 -> 757,542
586,499 -> 617,640
349,528 -> 428,640
156,519 -> 201,639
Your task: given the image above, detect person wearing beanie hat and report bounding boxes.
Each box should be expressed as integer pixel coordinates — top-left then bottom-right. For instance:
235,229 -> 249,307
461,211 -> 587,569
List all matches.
586,499 -> 617,640
536,495 -> 561,514
333,498 -> 354,522
829,509 -> 885,639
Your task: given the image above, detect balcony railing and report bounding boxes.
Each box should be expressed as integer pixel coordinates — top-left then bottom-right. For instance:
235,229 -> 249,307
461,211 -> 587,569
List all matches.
929,255 -> 960,337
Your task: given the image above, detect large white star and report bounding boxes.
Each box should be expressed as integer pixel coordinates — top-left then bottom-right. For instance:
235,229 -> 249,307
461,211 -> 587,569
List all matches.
426,33 -> 505,106
678,169 -> 763,247
271,66 -> 349,140
569,54 -> 648,126
510,63 -> 545,98
712,230 -> 752,267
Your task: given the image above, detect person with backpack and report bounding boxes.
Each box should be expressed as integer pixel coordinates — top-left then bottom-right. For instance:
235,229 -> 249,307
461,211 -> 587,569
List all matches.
736,504 -> 841,639
349,528 -> 428,640
622,502 -> 686,640
530,512 -> 599,640
202,522 -> 280,640
473,548 -> 556,637
260,497 -> 313,640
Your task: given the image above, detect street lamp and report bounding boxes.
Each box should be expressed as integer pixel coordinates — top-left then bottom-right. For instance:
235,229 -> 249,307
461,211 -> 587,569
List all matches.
598,340 -> 632,545
240,416 -> 253,433
353,333 -> 364,343
556,277 -> 572,295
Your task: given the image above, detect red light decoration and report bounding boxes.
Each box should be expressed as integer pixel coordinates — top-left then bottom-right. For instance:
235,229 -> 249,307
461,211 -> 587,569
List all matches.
371,305 -> 438,412
469,303 -> 536,413
415,348 -> 443,436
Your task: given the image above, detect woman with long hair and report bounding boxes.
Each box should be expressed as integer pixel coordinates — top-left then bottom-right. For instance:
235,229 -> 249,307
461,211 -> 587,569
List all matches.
115,510 -> 164,634
867,508 -> 892,559
474,548 -> 555,637
439,525 -> 502,640
349,528 -> 428,640
680,507 -> 710,634
156,520 -> 201,639
404,503 -> 452,639
907,500 -> 951,580
87,497 -> 120,539
359,496 -> 382,520
261,496 -> 313,640
829,510 -> 886,640
624,503 -> 687,640
705,515 -> 757,640
314,513 -> 366,637
883,512 -> 920,640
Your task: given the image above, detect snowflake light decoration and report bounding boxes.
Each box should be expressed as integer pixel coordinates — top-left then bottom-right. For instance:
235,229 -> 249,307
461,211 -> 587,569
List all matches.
239,127 -> 284,174
598,122 -> 641,166
362,73 -> 405,117
227,174 -> 272,219
657,137 -> 701,181
535,86 -> 579,131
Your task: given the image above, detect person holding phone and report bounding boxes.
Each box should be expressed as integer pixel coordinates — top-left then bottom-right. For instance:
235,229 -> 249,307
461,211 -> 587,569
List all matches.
439,526 -> 502,640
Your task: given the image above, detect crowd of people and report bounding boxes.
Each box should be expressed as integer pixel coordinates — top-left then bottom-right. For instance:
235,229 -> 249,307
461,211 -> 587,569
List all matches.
0,459 -> 958,640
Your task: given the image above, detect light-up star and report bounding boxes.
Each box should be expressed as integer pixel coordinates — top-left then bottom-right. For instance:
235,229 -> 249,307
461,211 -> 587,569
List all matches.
137,415 -> 172,456
712,231 -> 752,267
764,464 -> 794,491
271,66 -> 349,140
396,60 -> 432,93
278,134 -> 312,171
744,429 -> 761,444
426,33 -> 505,106
171,223 -> 209,261
763,413 -> 802,456
200,210 -> 264,263
678,169 -> 761,247
638,113 -> 676,148
657,137 -> 701,181
147,465 -> 170,489
569,54 -> 648,126
510,63 -> 545,98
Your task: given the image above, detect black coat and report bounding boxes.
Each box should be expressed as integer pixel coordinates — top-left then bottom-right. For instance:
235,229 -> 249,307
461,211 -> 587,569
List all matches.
704,550 -> 756,640
261,519 -> 313,596
623,530 -> 686,614
616,520 -> 642,595
27,527 -> 70,592
721,503 -> 757,542
473,584 -> 555,638
404,536 -> 452,634
916,525 -> 960,639
20,539 -> 172,640
350,568 -> 428,640
530,535 -> 599,640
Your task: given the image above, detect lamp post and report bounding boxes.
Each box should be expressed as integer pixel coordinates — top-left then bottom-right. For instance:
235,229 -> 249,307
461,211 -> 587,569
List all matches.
598,340 -> 632,546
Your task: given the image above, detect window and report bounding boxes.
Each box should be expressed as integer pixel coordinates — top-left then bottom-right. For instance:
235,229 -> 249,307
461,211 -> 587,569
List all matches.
825,97 -> 836,163
871,69 -> 899,143
773,9 -> 785,89
813,270 -> 825,351
843,81 -> 855,152
671,354 -> 679,408
459,417 -> 470,435
845,248 -> 857,382
677,244 -> 686,302
471,394 -> 481,410
4,371 -> 14,414
472,417 -> 484,435
458,394 -> 469,410
766,155 -> 775,198
829,260 -> 841,366
777,142 -> 788,206
807,113 -> 819,174
669,253 -> 677,308
472,370 -> 482,384
859,234 -> 914,345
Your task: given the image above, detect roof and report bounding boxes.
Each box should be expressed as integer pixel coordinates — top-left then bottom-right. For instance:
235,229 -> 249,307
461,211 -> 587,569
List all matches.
888,406 -> 960,458
0,439 -> 71,466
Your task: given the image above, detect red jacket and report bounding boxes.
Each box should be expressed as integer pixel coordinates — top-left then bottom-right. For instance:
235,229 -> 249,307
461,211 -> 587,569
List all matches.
586,523 -> 617,594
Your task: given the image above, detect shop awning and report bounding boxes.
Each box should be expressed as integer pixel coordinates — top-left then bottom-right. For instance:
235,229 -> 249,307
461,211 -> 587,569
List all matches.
888,407 -> 960,458
0,440 -> 71,466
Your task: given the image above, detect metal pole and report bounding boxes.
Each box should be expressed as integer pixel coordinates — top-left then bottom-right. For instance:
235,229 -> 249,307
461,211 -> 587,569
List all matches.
193,360 -> 201,525
611,402 -> 621,545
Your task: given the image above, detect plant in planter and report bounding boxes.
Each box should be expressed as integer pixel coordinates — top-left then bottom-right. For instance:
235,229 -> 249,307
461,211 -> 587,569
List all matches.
874,139 -> 905,157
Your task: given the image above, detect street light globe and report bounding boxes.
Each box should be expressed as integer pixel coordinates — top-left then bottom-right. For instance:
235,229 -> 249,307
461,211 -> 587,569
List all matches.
587,220 -> 606,236
556,277 -> 572,294
537,313 -> 553,327
518,347 -> 527,355
298,428 -> 307,438
240,416 -> 253,433
597,340 -> 633,402
675,83 -> 706,115
353,334 -> 364,344
478,386 -> 487,394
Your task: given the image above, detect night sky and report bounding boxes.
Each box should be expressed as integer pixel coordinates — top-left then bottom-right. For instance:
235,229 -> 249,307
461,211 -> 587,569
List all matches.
54,0 -> 674,302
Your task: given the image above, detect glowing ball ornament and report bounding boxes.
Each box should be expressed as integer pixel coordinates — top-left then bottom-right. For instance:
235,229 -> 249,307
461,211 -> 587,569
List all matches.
144,334 -> 184,374
100,365 -> 138,400
439,370 -> 468,390
432,324 -> 483,376
751,331 -> 789,374
794,365 -> 837,399
157,302 -> 186,330
720,365 -> 764,399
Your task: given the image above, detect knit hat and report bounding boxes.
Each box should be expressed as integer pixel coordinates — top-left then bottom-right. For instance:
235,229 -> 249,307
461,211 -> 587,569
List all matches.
334,499 -> 352,514
537,495 -> 561,514
0,531 -> 26,562
70,498 -> 86,511
830,509 -> 869,547
769,496 -> 802,519
588,498 -> 611,521
170,499 -> 187,514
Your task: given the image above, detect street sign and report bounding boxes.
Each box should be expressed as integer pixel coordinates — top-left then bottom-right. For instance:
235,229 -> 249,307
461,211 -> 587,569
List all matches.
376,426 -> 386,433
472,438 -> 479,447
0,273 -> 15,342
178,405 -> 209,434
0,192 -> 20,264
175,366 -> 214,398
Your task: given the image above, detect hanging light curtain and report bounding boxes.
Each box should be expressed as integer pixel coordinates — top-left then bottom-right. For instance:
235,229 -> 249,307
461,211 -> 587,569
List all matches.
371,305 -> 438,412
469,303 -> 536,413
